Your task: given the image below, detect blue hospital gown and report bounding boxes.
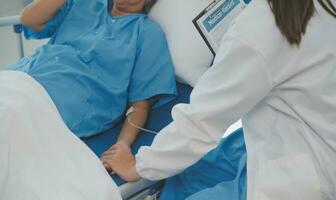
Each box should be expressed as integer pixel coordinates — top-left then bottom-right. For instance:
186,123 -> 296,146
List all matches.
7,0 -> 177,138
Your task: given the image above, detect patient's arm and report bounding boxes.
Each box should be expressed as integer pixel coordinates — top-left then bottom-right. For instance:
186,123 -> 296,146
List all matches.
21,0 -> 67,32
101,100 -> 150,170
117,100 -> 150,146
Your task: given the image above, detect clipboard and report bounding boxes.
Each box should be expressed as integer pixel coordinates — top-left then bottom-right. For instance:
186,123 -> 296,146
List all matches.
193,0 -> 249,56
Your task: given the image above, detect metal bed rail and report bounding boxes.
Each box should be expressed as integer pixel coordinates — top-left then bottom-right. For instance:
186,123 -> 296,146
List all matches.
120,179 -> 162,200
0,0 -> 32,58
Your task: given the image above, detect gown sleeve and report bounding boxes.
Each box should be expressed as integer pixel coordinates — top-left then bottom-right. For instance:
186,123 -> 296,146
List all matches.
23,0 -> 74,39
128,22 -> 177,107
135,35 -> 274,180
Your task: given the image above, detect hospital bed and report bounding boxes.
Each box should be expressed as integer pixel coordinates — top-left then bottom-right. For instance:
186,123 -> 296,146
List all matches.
1,1 -> 194,198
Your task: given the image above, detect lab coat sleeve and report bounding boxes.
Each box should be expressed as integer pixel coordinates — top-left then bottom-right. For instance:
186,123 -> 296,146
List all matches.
135,35 -> 274,181
23,0 -> 73,39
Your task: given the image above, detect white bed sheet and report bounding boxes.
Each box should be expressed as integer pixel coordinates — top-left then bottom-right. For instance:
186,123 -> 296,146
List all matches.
0,71 -> 122,200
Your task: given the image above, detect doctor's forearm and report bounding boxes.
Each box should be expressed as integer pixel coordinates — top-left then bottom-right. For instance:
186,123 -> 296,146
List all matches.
21,0 -> 67,31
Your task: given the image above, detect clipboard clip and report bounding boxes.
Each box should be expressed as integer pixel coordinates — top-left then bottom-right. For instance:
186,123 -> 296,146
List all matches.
205,0 -> 222,13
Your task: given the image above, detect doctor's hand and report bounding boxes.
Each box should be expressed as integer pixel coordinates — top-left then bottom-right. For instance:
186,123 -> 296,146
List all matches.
100,142 -> 141,182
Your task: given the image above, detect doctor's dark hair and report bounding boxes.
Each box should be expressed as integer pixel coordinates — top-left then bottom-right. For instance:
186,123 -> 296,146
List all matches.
267,0 -> 336,45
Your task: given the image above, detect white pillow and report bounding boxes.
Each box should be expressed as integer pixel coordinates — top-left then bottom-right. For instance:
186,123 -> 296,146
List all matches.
149,0 -> 214,87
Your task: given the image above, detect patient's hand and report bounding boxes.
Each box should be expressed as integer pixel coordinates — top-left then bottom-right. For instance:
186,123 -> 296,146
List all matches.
100,142 -> 141,182
100,141 -> 130,171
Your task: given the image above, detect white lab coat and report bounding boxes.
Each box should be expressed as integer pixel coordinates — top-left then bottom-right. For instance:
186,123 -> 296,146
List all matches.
135,0 -> 336,199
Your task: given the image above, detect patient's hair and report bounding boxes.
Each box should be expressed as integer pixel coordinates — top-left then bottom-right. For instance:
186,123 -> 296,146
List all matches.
107,0 -> 157,14
267,0 -> 336,45
144,0 -> 157,13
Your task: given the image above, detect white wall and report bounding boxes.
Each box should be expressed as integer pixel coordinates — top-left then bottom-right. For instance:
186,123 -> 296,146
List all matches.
0,26 -> 47,69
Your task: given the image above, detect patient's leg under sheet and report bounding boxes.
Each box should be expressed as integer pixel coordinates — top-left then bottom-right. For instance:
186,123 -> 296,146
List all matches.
160,129 -> 247,200
0,71 -> 121,200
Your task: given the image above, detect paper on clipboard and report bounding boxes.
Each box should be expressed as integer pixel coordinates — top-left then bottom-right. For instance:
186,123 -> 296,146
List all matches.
193,0 -> 249,55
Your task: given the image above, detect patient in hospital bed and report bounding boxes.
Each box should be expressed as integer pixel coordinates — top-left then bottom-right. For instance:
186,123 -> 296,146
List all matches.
9,0 -> 176,162
0,0 -> 175,199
